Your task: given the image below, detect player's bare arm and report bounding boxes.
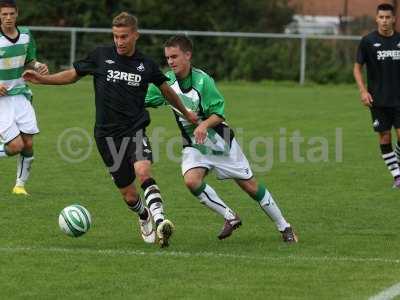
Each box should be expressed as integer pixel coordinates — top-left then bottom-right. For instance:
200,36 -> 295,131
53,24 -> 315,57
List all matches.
194,114 -> 224,144
25,60 -> 49,76
158,82 -> 198,124
353,63 -> 373,107
23,68 -> 80,85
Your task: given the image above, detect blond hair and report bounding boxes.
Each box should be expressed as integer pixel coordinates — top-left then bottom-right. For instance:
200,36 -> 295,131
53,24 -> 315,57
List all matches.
112,12 -> 138,30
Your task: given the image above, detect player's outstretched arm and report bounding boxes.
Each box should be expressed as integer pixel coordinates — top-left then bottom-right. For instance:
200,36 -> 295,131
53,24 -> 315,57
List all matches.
353,63 -> 373,107
159,82 -> 198,124
23,68 -> 80,85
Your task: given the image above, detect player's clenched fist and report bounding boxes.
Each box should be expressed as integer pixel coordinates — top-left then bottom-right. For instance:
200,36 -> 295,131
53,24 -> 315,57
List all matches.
22,70 -> 42,84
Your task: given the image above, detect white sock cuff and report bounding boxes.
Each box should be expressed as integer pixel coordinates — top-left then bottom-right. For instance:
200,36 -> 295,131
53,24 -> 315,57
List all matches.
0,144 -> 8,157
260,189 -> 272,207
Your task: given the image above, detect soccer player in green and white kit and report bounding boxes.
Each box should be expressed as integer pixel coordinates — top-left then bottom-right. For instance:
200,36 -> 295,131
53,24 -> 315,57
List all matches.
354,3 -> 400,188
145,36 -> 297,243
0,0 -> 48,195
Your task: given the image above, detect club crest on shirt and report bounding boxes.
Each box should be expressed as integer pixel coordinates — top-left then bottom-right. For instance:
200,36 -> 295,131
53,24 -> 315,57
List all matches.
137,62 -> 145,72
0,50 -> 5,57
397,42 -> 400,48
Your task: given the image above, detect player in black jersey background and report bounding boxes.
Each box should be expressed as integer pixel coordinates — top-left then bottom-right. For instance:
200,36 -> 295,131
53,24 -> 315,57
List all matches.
354,3 -> 400,188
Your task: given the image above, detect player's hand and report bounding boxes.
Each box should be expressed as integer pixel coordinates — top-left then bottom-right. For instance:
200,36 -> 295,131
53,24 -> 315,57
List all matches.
35,62 -> 49,75
360,90 -> 373,107
22,70 -> 43,84
0,83 -> 8,96
185,111 -> 198,124
194,123 -> 207,144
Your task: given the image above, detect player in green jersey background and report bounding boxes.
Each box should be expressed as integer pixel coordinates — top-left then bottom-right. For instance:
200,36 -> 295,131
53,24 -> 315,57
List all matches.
146,35 -> 297,243
0,0 -> 48,195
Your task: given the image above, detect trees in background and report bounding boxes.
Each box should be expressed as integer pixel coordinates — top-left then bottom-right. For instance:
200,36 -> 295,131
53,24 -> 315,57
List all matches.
17,0 -> 293,31
16,1 -> 358,83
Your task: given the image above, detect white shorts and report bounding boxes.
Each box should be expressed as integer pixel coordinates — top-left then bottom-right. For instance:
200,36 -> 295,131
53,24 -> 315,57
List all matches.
0,95 -> 39,143
181,138 -> 253,180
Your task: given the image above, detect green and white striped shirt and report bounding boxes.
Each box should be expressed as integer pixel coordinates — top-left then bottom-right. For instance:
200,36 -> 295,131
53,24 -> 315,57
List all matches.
146,68 -> 235,156
0,26 -> 36,100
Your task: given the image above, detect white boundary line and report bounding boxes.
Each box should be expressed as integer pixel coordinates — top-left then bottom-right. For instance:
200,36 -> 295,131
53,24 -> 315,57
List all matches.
0,246 -> 399,265
369,283 -> 400,300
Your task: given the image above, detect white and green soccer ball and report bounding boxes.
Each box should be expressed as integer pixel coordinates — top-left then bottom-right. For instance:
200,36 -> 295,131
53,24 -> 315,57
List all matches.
58,205 -> 92,237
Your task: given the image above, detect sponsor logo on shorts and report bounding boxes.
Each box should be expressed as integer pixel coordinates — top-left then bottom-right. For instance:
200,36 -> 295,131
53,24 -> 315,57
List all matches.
373,119 -> 380,128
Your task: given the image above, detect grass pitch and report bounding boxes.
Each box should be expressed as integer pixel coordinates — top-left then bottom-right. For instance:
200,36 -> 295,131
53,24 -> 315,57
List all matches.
0,80 -> 399,299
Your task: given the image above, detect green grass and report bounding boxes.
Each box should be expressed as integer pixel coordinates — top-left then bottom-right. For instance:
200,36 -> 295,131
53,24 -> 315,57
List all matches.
0,80 -> 399,299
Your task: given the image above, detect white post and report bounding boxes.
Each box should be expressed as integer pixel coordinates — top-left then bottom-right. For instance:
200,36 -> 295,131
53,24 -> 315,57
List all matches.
300,35 -> 307,85
70,29 -> 77,67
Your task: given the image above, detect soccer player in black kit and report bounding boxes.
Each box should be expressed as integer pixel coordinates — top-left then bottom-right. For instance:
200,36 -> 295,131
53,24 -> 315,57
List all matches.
23,12 -> 197,247
354,3 -> 400,188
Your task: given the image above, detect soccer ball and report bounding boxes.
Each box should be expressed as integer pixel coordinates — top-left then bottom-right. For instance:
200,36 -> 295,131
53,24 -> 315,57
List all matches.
58,204 -> 92,237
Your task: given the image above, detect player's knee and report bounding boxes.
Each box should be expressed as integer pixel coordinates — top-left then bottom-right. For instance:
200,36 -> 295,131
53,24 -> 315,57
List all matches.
6,138 -> 24,155
22,139 -> 33,152
184,176 -> 202,192
135,166 -> 151,184
237,178 -> 258,196
136,172 -> 151,185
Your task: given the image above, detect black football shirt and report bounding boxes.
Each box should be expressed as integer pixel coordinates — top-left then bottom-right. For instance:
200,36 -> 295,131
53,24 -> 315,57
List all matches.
356,31 -> 400,107
73,46 -> 167,137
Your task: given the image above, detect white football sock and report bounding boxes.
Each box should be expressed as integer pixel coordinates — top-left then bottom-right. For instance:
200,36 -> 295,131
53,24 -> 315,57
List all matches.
194,183 -> 236,220
259,188 -> 290,232
395,142 -> 400,163
142,179 -> 165,226
382,152 -> 400,178
16,155 -> 34,187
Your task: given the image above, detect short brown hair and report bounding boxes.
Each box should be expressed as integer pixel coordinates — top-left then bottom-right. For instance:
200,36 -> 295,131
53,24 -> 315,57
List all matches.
164,35 -> 193,53
0,0 -> 17,9
112,12 -> 138,30
377,3 -> 395,14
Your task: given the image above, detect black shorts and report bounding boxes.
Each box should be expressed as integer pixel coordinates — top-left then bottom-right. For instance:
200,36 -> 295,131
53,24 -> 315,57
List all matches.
370,106 -> 400,132
95,129 -> 153,188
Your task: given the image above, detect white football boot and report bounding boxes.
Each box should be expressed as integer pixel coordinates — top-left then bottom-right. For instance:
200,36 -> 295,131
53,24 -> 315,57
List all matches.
156,219 -> 175,248
138,208 -> 156,243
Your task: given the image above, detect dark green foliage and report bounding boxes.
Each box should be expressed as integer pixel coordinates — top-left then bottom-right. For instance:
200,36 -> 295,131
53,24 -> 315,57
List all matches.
307,39 -> 359,84
16,0 -> 360,83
